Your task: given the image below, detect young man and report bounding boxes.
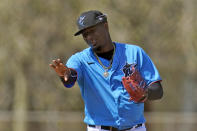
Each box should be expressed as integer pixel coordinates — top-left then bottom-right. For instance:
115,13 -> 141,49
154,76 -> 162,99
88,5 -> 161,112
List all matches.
50,10 -> 163,131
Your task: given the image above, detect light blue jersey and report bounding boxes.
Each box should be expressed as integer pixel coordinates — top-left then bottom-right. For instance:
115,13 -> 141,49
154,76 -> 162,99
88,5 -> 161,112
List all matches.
66,42 -> 161,130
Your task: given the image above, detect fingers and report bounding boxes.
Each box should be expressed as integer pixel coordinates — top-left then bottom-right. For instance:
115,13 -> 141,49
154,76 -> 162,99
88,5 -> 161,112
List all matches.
49,59 -> 64,68
49,58 -> 70,77
60,63 -> 67,68
53,59 -> 60,66
49,64 -> 56,69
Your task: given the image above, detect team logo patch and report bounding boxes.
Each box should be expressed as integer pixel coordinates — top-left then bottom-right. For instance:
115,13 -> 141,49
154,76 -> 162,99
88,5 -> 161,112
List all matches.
99,17 -> 102,20
78,16 -> 85,26
122,62 -> 137,77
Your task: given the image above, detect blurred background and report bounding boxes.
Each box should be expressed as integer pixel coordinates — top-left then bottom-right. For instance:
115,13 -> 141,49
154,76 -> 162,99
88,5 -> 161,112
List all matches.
0,0 -> 197,131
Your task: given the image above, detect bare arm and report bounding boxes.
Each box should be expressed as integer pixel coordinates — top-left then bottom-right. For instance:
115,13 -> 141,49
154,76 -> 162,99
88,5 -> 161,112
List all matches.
147,81 -> 163,100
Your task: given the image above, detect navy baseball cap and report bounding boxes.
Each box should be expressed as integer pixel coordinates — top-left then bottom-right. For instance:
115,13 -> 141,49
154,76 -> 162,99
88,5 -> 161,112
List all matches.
74,10 -> 107,36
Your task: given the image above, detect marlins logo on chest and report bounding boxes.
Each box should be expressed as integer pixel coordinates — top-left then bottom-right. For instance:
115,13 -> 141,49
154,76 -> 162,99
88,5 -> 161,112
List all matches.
122,62 -> 137,77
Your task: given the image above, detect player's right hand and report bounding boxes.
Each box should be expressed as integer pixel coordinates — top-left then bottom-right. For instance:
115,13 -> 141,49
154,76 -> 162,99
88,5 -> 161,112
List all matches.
49,59 -> 70,81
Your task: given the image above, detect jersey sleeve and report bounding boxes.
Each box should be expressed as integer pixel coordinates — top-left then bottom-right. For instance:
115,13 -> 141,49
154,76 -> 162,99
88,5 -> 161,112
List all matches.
137,47 -> 162,86
65,53 -> 83,86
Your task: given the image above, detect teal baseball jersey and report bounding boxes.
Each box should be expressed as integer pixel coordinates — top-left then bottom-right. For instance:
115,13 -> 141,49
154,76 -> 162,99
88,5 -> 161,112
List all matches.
66,42 -> 161,130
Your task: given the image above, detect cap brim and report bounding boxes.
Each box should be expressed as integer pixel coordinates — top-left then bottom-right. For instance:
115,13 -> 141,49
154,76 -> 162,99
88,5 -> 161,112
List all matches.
74,25 -> 96,36
74,30 -> 83,36
74,26 -> 90,36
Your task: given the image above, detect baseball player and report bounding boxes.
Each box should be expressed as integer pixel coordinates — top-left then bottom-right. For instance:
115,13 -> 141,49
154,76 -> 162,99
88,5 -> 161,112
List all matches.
49,10 -> 163,131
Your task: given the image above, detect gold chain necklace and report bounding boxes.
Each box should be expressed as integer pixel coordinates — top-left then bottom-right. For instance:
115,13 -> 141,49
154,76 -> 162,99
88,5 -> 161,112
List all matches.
94,43 -> 115,77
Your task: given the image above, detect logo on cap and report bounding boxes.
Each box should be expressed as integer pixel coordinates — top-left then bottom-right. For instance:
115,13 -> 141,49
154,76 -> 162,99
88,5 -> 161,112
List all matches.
79,16 -> 85,26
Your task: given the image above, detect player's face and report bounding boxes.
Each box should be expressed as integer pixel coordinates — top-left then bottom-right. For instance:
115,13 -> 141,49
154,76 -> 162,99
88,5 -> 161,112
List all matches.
82,23 -> 109,53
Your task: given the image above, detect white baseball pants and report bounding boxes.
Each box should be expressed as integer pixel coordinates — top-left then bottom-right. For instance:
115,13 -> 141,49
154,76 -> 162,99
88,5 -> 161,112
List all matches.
87,124 -> 146,131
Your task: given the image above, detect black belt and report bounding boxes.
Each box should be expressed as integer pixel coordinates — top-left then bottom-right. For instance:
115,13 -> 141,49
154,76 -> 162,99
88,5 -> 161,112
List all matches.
88,124 -> 142,131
